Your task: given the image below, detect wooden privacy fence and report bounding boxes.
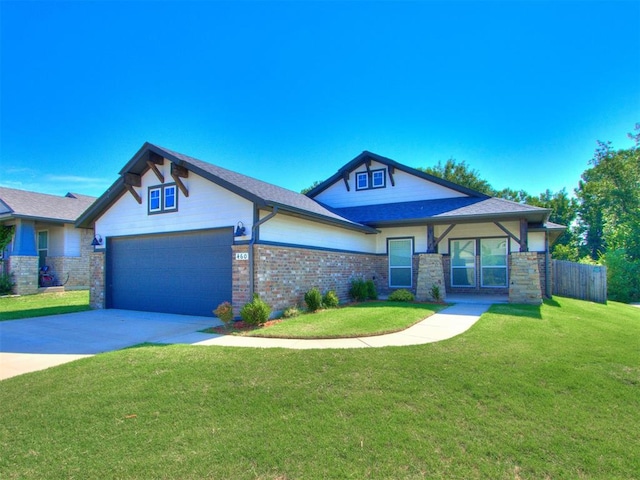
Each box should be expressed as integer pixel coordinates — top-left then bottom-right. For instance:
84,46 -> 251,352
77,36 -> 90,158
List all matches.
552,260 -> 607,303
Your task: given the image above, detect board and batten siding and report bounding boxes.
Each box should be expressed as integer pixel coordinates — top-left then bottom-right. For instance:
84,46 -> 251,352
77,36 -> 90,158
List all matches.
258,212 -> 376,253
375,226 -> 429,254
95,167 -> 254,238
61,225 -> 83,256
313,160 -> 467,208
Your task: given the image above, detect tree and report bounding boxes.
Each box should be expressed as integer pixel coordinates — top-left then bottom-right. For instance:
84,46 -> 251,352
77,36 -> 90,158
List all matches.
419,159 -> 494,195
575,128 -> 640,260
300,180 -> 322,195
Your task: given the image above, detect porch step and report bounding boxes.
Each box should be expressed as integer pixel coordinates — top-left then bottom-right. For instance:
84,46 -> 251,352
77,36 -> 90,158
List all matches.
38,286 -> 65,294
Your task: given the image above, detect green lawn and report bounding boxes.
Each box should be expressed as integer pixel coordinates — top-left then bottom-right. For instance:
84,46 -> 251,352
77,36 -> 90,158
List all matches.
243,301 -> 447,338
0,291 -> 90,321
1,297 -> 638,479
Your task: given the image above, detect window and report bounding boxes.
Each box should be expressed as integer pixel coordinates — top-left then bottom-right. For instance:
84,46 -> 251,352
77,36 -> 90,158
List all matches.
149,188 -> 162,212
371,169 -> 386,188
164,185 -> 177,210
481,238 -> 508,287
148,184 -> 178,214
450,239 -> 476,287
356,172 -> 368,190
388,238 -> 413,288
37,231 -> 48,269
355,169 -> 387,190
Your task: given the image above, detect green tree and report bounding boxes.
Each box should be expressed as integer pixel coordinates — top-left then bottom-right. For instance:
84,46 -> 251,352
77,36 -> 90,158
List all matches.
301,180 -> 322,195
419,158 -> 494,195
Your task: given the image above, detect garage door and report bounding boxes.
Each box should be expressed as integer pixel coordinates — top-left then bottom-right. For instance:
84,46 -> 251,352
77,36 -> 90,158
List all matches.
106,228 -> 233,316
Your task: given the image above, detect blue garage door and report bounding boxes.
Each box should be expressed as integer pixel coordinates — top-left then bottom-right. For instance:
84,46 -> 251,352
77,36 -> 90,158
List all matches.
106,228 -> 232,316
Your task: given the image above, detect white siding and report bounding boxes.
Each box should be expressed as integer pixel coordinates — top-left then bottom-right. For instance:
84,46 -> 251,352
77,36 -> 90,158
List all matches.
314,160 -> 467,208
95,163 -> 254,238
45,228 -> 64,257
436,222 -> 547,254
375,226 -> 429,254
259,213 -> 376,252
62,225 -> 82,256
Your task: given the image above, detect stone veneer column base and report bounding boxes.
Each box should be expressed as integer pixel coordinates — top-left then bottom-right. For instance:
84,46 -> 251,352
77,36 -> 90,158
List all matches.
509,252 -> 543,305
415,254 -> 446,302
10,256 -> 39,295
89,251 -> 105,309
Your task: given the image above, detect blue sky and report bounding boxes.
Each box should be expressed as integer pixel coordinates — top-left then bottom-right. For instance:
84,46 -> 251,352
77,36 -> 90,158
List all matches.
1,1 -> 638,199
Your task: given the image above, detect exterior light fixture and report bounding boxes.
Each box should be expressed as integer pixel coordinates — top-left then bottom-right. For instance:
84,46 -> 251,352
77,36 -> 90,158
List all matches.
91,234 -> 103,246
234,221 -> 246,237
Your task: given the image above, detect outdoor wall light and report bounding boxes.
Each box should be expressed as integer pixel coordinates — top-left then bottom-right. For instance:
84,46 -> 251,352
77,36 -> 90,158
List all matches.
91,234 -> 103,246
234,221 -> 246,237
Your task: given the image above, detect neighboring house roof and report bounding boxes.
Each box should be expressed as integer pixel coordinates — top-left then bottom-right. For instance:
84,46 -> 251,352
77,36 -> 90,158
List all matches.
305,150 -> 490,199
326,197 -> 552,227
77,143 -> 378,233
0,187 -> 97,224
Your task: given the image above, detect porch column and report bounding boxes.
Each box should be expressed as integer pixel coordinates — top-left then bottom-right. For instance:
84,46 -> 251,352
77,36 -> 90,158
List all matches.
416,254 -> 446,302
10,220 -> 39,295
509,252 -> 542,304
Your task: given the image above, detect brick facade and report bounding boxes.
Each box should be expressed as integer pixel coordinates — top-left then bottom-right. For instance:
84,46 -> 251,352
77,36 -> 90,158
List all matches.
9,256 -> 39,295
243,245 -> 386,313
45,229 -> 94,290
89,250 -> 105,309
508,251 -> 543,304
416,254 -> 446,302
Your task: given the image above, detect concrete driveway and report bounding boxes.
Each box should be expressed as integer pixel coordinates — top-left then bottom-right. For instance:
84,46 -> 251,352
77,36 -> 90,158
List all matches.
0,309 -> 221,380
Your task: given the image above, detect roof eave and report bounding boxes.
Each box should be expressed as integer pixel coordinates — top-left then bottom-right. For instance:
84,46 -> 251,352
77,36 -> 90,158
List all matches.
266,202 -> 379,234
362,211 -> 551,228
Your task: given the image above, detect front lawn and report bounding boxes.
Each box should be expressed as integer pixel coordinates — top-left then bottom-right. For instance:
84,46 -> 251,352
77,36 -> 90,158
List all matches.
0,297 -> 638,479
0,291 -> 90,321
243,301 -> 447,338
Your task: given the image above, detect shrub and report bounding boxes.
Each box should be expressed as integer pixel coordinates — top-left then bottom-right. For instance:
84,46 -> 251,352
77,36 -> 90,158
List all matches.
349,278 -> 369,302
365,280 -> 378,300
388,289 -> 415,302
601,249 -> 640,302
240,294 -> 271,326
213,301 -> 234,325
430,284 -> 441,302
0,272 -> 14,296
322,290 -> 339,308
281,306 -> 300,318
304,287 -> 323,312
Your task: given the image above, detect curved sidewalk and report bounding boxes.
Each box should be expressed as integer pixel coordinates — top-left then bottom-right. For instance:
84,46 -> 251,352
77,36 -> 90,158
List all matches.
195,303 -> 490,349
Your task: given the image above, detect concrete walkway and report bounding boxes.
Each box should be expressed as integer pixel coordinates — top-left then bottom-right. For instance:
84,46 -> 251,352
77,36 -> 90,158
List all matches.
1,303 -> 490,380
195,303 -> 490,349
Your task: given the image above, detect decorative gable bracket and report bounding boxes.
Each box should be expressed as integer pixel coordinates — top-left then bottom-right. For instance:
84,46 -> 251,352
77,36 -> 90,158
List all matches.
147,152 -> 165,183
342,171 -> 350,192
171,163 -> 189,198
123,173 -> 142,204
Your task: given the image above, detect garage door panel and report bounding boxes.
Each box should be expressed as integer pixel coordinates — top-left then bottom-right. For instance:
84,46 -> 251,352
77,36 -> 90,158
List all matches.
107,229 -> 232,316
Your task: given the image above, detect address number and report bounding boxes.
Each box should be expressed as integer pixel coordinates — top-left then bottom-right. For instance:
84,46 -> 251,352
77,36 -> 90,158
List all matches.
235,252 -> 249,260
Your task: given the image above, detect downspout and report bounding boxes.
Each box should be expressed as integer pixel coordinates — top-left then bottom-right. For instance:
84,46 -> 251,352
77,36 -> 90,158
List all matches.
545,230 -> 552,298
249,206 -> 279,297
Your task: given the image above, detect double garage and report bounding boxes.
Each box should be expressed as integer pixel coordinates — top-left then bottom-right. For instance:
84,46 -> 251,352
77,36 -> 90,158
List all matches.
105,228 -> 233,317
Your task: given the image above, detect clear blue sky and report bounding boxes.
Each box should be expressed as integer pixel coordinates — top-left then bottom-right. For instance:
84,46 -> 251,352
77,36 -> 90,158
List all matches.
1,1 -> 638,199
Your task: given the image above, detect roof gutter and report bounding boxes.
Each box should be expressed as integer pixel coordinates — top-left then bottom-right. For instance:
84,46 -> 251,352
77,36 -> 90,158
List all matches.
249,206 -> 279,298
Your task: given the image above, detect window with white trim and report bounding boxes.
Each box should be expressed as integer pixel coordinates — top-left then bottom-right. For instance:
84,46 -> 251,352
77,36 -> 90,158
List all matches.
450,239 -> 476,287
480,238 -> 508,287
388,238 -> 413,288
371,169 -> 386,188
37,230 -> 48,269
356,172 -> 368,190
148,184 -> 178,214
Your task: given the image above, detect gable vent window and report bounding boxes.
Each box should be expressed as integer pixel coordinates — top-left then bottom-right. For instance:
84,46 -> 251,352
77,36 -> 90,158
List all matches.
148,184 -> 179,214
356,168 -> 386,191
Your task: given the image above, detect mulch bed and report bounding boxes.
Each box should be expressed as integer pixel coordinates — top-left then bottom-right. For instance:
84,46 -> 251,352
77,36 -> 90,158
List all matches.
205,319 -> 283,334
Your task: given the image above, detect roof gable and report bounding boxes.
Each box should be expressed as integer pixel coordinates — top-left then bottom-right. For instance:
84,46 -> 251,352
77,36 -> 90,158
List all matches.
306,151 -> 490,201
0,187 -> 97,223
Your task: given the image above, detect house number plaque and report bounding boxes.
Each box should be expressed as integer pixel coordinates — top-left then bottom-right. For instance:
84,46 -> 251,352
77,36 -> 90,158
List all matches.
235,252 -> 249,260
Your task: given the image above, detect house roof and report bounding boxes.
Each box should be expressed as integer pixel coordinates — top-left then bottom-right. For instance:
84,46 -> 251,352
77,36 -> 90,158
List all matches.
0,187 -> 97,224
326,197 -> 553,227
77,143 -> 378,233
305,150 -> 490,199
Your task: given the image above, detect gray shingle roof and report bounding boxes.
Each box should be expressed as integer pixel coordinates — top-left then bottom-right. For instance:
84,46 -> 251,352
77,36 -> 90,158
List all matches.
0,187 -> 97,223
327,197 -> 551,226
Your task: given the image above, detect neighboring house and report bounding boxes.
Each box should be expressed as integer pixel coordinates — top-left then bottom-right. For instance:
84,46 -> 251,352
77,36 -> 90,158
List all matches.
77,143 -> 565,317
0,187 -> 97,295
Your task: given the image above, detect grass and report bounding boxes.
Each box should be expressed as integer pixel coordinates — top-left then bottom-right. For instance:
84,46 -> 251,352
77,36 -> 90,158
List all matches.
0,291 -> 90,321
1,297 -> 639,479
243,301 -> 447,338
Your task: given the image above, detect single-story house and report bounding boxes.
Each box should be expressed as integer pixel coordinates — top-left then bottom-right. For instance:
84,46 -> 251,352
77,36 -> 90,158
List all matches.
0,187 -> 97,294
77,143 -> 565,316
